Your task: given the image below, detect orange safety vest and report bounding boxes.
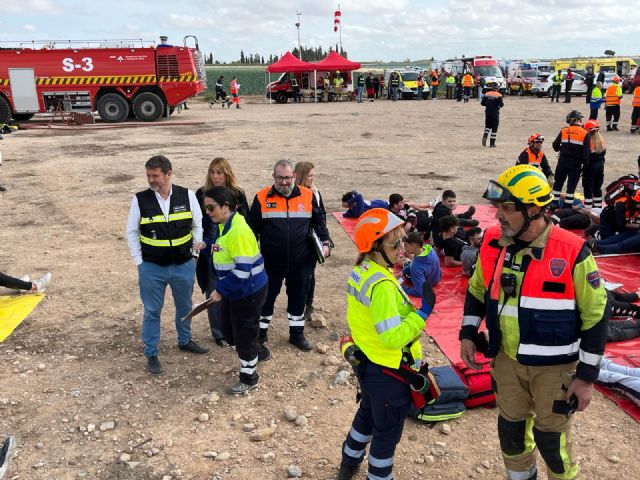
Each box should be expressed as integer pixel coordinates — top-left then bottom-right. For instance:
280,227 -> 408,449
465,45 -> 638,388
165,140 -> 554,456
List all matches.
462,74 -> 474,87
633,86 -> 640,107
431,73 -> 439,86
256,185 -> 313,220
417,77 -> 424,87
523,148 -> 544,168
230,79 -> 238,94
605,84 -> 621,106
479,224 -> 584,364
560,125 -> 587,146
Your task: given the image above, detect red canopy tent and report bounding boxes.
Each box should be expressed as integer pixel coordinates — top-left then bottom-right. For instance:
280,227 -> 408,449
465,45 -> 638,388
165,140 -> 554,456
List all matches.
264,51 -> 318,103
315,51 -> 361,71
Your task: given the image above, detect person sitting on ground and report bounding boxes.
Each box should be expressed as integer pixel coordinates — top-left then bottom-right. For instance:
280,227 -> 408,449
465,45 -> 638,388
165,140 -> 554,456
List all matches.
439,215 -> 468,267
431,190 -> 478,246
517,133 -> 554,183
460,227 -> 483,276
400,231 -> 442,297
341,191 -> 389,218
591,189 -> 640,255
0,271 -> 51,293
549,194 -> 593,231
388,193 -> 419,231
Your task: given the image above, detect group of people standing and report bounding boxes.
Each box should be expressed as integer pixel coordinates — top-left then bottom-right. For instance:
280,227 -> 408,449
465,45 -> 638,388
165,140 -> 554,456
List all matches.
211,75 -> 241,109
126,156 -> 330,394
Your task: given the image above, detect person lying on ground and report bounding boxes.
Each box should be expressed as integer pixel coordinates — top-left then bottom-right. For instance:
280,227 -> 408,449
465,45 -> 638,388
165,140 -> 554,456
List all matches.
431,190 -> 479,241
596,357 -> 640,407
341,191 -> 388,218
0,271 -> 51,293
400,231 -> 442,297
439,215 -> 468,268
460,227 -> 483,276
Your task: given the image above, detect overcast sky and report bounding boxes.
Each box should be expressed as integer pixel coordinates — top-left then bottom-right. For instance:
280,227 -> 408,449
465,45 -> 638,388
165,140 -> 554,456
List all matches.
2,0 -> 639,62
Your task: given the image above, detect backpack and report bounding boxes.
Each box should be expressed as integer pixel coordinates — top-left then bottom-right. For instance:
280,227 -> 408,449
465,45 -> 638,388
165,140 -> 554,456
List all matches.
409,365 -> 468,423
453,358 -> 496,409
604,174 -> 640,206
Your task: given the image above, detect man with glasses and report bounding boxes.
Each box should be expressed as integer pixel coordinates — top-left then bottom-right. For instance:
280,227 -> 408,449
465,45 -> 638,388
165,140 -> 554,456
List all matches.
249,160 -> 330,351
458,164 -> 609,480
126,155 -> 208,375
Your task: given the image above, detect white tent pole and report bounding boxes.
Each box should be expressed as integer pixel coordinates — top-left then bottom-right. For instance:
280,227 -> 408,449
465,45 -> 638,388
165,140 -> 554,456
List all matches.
314,70 -> 317,103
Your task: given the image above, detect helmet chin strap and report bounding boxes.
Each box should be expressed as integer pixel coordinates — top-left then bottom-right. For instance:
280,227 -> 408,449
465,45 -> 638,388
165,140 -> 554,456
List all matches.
513,203 -> 545,240
374,246 -> 395,268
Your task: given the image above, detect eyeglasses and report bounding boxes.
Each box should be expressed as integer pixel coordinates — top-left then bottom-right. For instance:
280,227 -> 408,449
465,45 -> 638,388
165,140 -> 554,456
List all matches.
204,204 -> 219,211
275,175 -> 294,183
383,239 -> 403,250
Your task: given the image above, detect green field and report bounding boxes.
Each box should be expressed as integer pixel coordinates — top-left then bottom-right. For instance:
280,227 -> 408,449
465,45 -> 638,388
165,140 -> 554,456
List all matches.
205,66 -> 268,97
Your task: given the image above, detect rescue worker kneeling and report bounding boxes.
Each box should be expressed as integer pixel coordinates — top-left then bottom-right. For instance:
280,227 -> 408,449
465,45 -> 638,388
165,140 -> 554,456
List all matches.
336,208 -> 437,480
459,165 -> 609,480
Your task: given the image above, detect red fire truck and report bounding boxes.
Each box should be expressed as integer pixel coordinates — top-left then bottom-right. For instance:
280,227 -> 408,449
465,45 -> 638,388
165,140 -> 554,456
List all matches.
0,35 -> 206,123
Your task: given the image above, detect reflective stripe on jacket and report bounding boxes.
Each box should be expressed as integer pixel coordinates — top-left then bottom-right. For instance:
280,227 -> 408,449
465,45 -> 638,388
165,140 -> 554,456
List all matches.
632,86 -> 640,107
462,74 -> 474,87
460,223 -> 609,382
213,212 -> 268,300
552,125 -> 590,163
605,84 -> 622,106
347,259 -> 424,369
137,185 -> 193,265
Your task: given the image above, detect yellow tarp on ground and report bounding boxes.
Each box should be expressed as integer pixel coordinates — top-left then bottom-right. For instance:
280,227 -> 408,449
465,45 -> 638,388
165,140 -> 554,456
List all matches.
0,294 -> 44,342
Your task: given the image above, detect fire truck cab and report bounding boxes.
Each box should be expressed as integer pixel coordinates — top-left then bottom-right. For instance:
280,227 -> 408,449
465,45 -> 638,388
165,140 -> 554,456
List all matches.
0,35 -> 206,123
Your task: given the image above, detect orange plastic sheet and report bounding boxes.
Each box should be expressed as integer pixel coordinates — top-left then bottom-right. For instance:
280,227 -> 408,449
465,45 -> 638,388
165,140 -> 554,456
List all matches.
333,205 -> 640,420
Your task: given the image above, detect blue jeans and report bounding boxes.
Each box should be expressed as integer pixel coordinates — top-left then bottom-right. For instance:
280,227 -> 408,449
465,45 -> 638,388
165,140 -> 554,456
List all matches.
138,260 -> 196,357
356,86 -> 364,102
596,229 -> 640,254
417,86 -> 423,99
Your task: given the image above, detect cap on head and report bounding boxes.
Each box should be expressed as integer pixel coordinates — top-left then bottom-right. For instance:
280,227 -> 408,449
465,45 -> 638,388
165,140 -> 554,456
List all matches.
354,208 -> 404,253
483,165 -> 552,207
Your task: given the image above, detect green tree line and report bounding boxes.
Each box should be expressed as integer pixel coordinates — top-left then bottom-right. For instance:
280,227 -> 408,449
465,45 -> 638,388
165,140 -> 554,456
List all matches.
203,45 -> 348,65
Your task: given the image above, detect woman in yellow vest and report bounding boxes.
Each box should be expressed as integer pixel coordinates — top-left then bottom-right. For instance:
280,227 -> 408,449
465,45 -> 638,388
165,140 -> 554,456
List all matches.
204,186 -> 269,395
336,208 -> 436,480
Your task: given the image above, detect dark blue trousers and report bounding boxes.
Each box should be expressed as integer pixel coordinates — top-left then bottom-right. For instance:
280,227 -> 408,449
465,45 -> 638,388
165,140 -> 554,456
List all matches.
341,362 -> 411,479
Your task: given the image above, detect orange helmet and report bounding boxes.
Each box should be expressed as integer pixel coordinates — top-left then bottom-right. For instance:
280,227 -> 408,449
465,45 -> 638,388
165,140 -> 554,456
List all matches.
613,75 -> 621,83
528,132 -> 544,144
584,119 -> 599,131
354,208 -> 404,253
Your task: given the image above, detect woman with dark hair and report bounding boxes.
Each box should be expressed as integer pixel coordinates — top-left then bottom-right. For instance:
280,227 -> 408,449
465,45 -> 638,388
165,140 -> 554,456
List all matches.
196,158 -> 250,345
293,161 -> 329,322
203,186 -> 269,395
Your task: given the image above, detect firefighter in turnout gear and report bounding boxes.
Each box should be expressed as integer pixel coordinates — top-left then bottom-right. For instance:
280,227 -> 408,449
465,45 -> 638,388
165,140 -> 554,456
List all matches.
551,110 -> 591,206
459,165 -> 609,480
481,86 -> 504,147
336,208 -> 436,480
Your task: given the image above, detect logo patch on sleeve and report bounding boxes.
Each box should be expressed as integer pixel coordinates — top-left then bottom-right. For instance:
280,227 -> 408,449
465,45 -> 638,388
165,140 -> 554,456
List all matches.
586,271 -> 601,289
549,258 -> 567,278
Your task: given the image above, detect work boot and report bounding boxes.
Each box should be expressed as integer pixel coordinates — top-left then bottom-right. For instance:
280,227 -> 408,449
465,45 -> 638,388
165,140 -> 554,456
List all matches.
0,436 -> 16,479
227,381 -> 258,395
335,463 -> 359,480
178,340 -> 209,354
236,104 -> 241,109
612,124 -> 619,131
147,355 -> 164,375
607,125 -> 613,131
258,345 -> 272,362
0,184 -> 6,193
289,333 -> 312,351
259,330 -> 268,344
490,138 -> 496,148
482,133 -> 488,146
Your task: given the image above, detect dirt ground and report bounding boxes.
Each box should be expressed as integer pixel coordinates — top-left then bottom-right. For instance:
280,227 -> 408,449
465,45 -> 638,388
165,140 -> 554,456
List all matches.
1,94 -> 639,480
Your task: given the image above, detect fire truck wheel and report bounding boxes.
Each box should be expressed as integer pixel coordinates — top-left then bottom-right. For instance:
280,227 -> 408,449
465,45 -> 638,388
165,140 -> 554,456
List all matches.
275,92 -> 288,104
12,113 -> 35,121
97,93 -> 130,123
0,96 -> 11,124
133,92 -> 164,122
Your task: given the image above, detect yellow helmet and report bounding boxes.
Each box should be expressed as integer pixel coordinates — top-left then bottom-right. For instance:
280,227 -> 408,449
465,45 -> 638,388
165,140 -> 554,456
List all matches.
483,165 -> 552,207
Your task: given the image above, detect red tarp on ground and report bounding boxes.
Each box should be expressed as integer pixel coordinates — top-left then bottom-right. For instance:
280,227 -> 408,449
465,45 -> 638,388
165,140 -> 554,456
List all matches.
265,51 -> 316,73
332,205 -> 640,420
314,51 -> 361,71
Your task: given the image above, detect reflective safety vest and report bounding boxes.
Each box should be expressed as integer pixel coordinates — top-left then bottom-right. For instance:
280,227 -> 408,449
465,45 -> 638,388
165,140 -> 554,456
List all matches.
633,86 -> 640,107
335,77 -> 344,89
446,75 -> 455,86
462,74 -> 474,87
230,79 -> 238,94
346,259 -> 424,369
357,76 -> 365,87
431,72 -> 439,86
553,74 -> 563,86
590,86 -> 603,103
323,77 -> 330,87
478,225 -> 588,366
291,77 -> 298,88
560,125 -> 588,147
137,185 -> 193,266
213,212 -> 267,300
417,77 -> 424,87
523,147 -> 545,169
605,84 -> 622,106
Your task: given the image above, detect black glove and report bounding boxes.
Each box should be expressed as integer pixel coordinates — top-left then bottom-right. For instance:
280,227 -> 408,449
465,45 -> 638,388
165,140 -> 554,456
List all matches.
420,283 -> 436,316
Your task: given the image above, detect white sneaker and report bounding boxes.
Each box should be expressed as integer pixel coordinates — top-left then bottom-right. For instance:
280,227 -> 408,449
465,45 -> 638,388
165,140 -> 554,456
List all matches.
0,436 -> 16,479
33,272 -> 52,293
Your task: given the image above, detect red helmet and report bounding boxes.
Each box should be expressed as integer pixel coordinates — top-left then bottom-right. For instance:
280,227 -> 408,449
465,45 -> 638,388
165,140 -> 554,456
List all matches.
584,119 -> 599,131
528,133 -> 544,144
353,208 -> 404,253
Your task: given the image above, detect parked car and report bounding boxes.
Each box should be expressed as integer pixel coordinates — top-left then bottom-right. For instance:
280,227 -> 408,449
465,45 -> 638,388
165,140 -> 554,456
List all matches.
622,67 -> 640,93
601,72 -> 619,90
532,71 -> 587,97
507,69 -> 538,95
384,69 -> 430,99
